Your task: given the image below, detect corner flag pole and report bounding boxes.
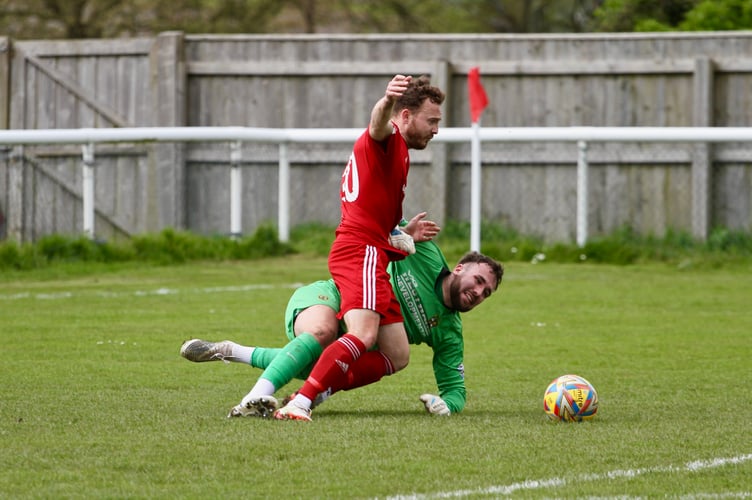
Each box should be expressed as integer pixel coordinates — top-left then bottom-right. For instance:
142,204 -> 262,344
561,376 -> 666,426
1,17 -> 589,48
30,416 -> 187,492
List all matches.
468,67 -> 488,252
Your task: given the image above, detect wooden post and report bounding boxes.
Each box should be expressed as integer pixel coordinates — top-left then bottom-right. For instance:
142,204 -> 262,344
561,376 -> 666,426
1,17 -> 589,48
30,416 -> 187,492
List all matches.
428,60 -> 451,226
0,37 -> 9,240
149,31 -> 186,231
6,37 -> 27,242
0,37 -> 9,130
691,57 -> 714,241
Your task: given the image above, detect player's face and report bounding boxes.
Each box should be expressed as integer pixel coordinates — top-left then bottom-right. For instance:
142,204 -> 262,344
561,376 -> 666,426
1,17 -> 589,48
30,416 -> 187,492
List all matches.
447,262 -> 497,312
402,100 -> 442,150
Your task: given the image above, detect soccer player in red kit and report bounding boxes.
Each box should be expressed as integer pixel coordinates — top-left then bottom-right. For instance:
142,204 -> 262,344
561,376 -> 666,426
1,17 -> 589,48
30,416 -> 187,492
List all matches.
275,74 -> 445,420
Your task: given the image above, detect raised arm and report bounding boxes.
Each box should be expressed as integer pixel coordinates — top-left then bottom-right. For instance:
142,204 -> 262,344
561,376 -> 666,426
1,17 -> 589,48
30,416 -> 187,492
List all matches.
369,75 -> 412,142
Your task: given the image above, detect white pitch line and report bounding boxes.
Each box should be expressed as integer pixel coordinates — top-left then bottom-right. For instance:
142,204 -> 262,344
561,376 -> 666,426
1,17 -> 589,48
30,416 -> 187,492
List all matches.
385,454 -> 752,499
0,283 -> 303,301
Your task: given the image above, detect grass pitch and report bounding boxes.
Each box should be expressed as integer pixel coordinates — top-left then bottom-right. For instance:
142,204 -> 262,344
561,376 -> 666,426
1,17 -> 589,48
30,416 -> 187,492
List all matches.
1,255 -> 751,499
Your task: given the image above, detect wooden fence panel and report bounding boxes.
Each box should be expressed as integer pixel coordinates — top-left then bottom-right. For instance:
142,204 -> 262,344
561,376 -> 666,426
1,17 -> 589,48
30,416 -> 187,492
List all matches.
2,32 -> 752,243
3,38 -> 156,240
714,164 -> 752,230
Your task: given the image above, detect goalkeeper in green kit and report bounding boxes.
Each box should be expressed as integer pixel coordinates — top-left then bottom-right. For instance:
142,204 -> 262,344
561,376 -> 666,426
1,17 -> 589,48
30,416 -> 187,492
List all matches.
181,213 -> 503,417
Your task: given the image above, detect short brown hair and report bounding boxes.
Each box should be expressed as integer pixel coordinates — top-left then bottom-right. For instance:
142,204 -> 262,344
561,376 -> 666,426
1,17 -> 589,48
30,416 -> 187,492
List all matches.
458,252 -> 504,290
394,75 -> 445,114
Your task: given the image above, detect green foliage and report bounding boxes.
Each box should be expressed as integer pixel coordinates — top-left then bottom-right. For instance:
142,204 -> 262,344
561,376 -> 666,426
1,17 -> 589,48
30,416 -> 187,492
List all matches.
0,0 -> 618,39
0,240 -> 38,270
6,0 -> 752,38
232,224 -> 293,258
593,0 -> 699,31
441,220 -> 752,266
0,0 -> 288,39
1,222 -> 750,273
330,0 -> 602,34
707,226 -> 752,252
131,228 -> 221,264
634,19 -> 676,31
592,0 -> 752,32
289,222 -> 335,256
0,225 -> 293,271
679,0 -> 752,30
129,225 -> 294,263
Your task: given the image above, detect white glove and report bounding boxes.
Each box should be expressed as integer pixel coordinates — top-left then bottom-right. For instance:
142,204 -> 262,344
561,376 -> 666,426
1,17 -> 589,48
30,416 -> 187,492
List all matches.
419,394 -> 450,416
389,228 -> 415,255
389,228 -> 415,254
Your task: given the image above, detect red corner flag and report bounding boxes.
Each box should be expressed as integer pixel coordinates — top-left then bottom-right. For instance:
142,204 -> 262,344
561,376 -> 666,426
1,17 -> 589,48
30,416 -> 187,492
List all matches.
468,67 -> 489,123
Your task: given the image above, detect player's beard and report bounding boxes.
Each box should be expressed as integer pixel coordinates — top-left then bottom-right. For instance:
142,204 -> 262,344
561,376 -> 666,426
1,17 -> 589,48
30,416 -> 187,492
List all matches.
403,125 -> 432,150
447,277 -> 473,312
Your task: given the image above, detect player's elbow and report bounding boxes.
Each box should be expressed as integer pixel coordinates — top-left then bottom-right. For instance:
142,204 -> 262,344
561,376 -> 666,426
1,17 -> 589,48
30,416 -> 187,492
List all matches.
368,126 -> 391,143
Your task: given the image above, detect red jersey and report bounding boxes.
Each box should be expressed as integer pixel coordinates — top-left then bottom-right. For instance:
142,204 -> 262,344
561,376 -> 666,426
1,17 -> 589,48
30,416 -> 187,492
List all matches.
337,124 -> 409,247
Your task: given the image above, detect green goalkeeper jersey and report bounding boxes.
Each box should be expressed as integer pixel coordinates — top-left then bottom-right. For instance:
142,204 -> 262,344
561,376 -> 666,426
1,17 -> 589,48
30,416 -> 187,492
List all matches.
388,240 -> 466,414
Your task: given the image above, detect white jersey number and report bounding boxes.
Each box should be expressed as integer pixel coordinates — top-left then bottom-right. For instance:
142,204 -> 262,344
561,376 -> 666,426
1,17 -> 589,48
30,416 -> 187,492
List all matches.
341,152 -> 359,202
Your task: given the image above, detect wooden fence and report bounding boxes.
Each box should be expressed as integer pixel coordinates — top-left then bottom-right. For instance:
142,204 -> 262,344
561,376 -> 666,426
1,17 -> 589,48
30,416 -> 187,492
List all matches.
1,32 -> 751,243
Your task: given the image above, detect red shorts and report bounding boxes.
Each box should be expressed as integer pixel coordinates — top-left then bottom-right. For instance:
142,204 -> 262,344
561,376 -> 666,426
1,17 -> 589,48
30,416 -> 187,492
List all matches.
328,239 -> 402,325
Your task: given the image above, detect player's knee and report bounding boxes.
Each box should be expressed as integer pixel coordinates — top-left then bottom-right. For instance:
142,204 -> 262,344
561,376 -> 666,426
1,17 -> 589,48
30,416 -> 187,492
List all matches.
376,323 -> 410,372
294,304 -> 340,347
345,327 -> 379,350
358,330 -> 379,349
308,325 -> 338,347
388,350 -> 409,372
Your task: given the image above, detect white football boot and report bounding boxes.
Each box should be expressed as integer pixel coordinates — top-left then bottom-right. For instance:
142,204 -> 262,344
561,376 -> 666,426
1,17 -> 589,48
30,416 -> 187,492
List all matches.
180,339 -> 234,363
227,396 -> 279,419
273,401 -> 312,422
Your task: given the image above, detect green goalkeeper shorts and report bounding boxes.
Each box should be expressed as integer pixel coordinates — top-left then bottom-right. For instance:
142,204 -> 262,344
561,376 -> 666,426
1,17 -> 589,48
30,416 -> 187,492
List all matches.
284,279 -> 342,341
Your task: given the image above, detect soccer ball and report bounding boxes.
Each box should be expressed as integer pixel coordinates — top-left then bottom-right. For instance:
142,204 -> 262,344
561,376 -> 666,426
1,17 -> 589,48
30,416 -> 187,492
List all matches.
543,374 -> 599,422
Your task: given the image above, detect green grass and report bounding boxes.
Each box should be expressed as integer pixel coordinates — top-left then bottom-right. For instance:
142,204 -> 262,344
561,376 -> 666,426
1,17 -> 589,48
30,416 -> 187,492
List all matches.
3,222 -> 752,272
1,256 -> 751,498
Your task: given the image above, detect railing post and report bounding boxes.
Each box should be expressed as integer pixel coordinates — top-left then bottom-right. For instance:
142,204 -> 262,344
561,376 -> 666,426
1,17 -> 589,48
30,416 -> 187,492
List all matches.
278,143 -> 290,243
229,141 -> 242,238
82,143 -> 95,239
470,122 -> 482,252
576,140 -> 588,247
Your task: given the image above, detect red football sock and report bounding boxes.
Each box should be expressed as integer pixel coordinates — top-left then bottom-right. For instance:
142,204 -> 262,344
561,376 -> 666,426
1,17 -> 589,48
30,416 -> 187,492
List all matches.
298,333 -> 366,401
335,351 -> 394,394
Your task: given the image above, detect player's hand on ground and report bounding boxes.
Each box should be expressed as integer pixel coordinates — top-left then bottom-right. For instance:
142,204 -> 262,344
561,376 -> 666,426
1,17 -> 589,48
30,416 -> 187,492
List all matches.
404,212 -> 441,242
390,228 -> 415,254
420,394 -> 450,416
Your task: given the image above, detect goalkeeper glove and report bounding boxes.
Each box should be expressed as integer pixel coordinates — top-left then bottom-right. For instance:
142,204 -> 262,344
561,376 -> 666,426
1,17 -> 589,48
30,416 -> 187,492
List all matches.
389,228 -> 415,254
419,394 -> 450,416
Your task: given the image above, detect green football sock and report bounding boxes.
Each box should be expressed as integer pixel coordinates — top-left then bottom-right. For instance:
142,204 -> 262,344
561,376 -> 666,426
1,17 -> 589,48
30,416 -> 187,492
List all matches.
259,332 -> 323,389
250,347 -> 283,369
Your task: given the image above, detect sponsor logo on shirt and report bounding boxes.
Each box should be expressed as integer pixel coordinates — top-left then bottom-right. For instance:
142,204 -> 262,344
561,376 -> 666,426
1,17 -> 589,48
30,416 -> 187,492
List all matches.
395,270 -> 430,339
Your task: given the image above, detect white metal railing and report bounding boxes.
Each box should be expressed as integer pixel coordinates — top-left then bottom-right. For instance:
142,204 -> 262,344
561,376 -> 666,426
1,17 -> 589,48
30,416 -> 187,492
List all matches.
2,126 -> 752,249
